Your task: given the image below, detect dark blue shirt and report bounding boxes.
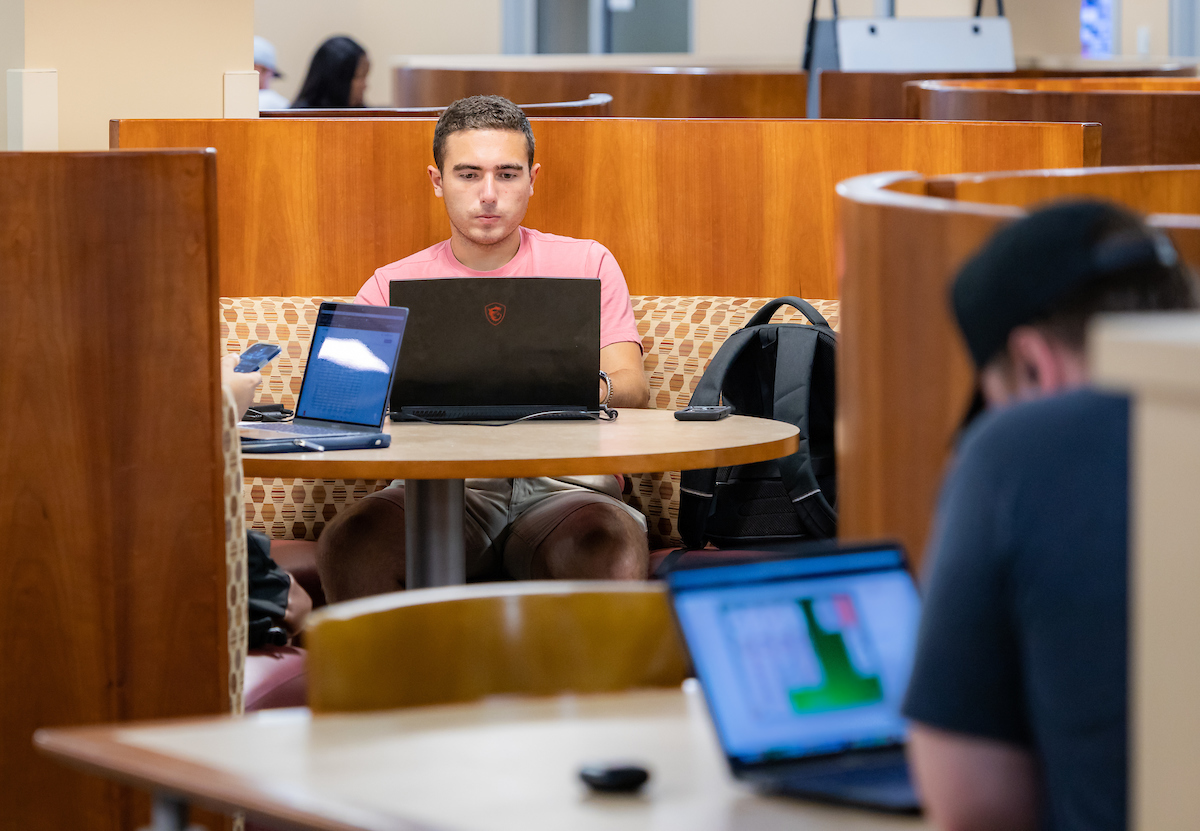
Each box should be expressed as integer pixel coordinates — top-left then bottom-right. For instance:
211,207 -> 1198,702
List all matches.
903,389 -> 1129,831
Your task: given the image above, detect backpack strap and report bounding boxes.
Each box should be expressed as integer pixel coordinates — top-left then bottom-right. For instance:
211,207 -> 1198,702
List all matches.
677,327 -> 763,548
769,326 -> 838,539
652,547 -> 691,577
747,296 -> 831,330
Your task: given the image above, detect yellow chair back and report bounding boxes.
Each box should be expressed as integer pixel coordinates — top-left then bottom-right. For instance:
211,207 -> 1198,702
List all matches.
305,581 -> 689,712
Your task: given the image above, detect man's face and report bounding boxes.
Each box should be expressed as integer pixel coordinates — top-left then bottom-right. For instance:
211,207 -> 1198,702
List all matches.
350,56 -> 369,108
429,129 -> 538,250
254,64 -> 272,91
978,326 -> 1089,409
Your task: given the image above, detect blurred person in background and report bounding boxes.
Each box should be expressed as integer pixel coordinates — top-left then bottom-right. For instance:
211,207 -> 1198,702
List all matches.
254,36 -> 289,111
291,35 -> 369,109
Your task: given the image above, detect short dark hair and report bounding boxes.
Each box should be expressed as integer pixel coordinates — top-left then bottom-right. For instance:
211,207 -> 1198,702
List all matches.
432,95 -> 535,172
954,200 -> 1198,369
1027,248 -> 1197,353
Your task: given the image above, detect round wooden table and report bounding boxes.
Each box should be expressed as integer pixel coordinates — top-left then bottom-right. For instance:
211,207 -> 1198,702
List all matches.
242,409 -> 799,588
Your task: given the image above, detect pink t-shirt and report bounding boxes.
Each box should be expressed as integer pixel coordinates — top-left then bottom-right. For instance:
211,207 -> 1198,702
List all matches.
355,227 -> 640,349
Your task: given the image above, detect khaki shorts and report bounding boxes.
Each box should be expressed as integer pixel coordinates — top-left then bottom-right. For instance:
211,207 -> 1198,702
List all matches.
363,476 -> 647,579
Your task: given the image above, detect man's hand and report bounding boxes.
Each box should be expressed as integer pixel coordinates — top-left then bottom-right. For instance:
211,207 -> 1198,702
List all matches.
220,353 -> 263,417
600,341 -> 650,408
281,577 -> 312,637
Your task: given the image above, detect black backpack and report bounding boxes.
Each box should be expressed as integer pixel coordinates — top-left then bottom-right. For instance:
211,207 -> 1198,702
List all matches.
678,297 -> 837,549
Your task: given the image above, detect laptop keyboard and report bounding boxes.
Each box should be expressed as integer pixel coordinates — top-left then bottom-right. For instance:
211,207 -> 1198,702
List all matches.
768,762 -> 918,811
394,407 -> 593,422
248,422 -> 357,436
780,763 -> 912,791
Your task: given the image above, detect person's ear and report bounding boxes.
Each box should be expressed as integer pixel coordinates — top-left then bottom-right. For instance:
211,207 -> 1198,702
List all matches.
1007,327 -> 1062,395
528,162 -> 540,195
428,164 -> 444,197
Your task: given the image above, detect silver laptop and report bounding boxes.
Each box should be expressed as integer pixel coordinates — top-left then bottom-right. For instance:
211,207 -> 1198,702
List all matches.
666,544 -> 922,813
240,302 -> 408,445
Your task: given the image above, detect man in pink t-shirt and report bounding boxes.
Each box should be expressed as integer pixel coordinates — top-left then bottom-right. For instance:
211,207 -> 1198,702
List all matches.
316,95 -> 651,601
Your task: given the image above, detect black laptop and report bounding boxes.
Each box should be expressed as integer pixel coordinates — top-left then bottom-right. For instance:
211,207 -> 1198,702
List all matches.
388,277 -> 600,421
666,544 -> 923,813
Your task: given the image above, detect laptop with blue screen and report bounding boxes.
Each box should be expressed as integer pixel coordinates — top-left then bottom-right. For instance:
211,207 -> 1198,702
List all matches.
239,302 -> 408,449
666,544 -> 922,813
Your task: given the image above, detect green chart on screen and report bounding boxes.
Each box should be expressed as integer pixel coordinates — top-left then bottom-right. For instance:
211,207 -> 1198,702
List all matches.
789,597 -> 884,713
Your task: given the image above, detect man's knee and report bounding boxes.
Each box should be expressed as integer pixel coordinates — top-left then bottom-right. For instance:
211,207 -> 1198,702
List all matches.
544,502 -> 649,580
319,497 -> 404,556
316,495 -> 407,600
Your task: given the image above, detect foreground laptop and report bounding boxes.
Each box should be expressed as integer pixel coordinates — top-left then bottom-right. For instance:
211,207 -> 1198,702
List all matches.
240,302 -> 408,447
666,544 -> 922,813
389,277 -> 599,421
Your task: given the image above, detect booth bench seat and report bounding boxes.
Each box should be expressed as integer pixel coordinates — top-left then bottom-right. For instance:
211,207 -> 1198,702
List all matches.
222,294 -> 840,595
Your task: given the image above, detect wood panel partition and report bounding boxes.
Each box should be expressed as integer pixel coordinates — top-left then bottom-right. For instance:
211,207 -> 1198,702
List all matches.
0,151 -> 228,830
821,64 -> 1196,119
837,166 -> 1200,568
907,77 -> 1200,165
394,66 -> 808,118
112,117 -> 1099,299
262,93 -> 614,118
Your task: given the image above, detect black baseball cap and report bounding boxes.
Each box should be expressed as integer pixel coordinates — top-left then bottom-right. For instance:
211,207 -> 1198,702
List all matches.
951,200 -> 1179,370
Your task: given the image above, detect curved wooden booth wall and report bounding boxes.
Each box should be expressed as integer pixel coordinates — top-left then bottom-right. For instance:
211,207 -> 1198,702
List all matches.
112,117 -> 1098,298
907,77 -> 1200,165
821,63 -> 1196,119
394,66 -> 808,118
0,151 -> 228,830
838,165 -> 1200,568
262,93 -> 614,118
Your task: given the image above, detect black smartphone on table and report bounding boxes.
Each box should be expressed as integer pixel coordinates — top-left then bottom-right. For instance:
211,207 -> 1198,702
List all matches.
674,404 -> 733,421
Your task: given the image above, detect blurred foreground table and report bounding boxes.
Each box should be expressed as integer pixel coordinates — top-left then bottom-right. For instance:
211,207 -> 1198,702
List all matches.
242,410 -> 799,589
37,685 -> 927,831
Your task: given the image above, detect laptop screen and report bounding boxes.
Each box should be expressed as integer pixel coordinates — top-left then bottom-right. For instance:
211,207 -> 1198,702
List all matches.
388,277 -> 599,412
667,548 -> 920,767
294,304 -> 408,427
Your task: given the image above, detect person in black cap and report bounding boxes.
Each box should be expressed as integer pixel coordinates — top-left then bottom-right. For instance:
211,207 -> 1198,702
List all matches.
901,200 -> 1196,831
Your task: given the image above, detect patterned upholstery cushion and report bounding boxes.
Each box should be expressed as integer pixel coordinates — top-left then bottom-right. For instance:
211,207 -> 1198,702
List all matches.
220,386 -> 249,716
220,295 -> 840,550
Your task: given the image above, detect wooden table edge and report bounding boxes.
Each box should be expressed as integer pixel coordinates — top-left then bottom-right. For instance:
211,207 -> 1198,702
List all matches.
34,722 -> 431,831
242,426 -> 800,480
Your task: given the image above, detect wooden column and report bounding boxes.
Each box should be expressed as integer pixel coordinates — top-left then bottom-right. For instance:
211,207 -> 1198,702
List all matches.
0,150 -> 227,830
1093,313 -> 1200,831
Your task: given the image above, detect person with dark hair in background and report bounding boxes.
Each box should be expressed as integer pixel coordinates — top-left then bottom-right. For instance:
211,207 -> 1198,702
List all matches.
290,35 -> 369,109
903,200 -> 1197,831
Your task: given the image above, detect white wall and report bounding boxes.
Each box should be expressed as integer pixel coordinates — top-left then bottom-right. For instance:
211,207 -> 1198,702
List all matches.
255,0 -> 503,108
1122,0 -> 1172,56
4,0 -> 253,150
691,0 -> 1077,61
0,0 -> 24,145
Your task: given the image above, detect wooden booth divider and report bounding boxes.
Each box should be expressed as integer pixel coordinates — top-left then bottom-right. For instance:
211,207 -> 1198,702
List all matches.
906,77 -> 1200,166
820,63 -> 1196,119
0,151 -> 229,831
394,66 -> 809,118
837,165 -> 1200,569
111,117 -> 1099,299
262,93 -> 613,118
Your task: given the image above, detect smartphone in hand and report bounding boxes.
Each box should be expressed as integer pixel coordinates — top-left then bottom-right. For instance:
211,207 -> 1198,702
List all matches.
234,342 -> 282,373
